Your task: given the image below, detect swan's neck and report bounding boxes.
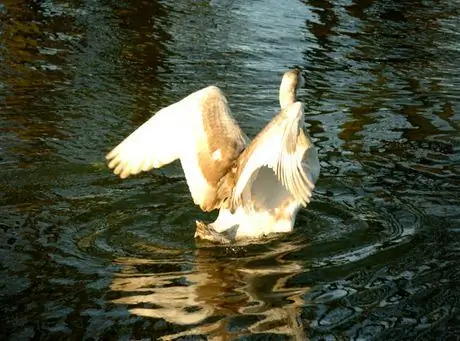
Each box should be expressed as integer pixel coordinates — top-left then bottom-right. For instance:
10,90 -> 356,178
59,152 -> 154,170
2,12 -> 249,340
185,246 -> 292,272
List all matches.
279,71 -> 300,109
279,88 -> 297,110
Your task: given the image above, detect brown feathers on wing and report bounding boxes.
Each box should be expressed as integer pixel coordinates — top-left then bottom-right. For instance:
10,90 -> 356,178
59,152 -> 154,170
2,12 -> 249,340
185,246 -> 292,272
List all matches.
106,86 -> 247,212
229,102 -> 320,212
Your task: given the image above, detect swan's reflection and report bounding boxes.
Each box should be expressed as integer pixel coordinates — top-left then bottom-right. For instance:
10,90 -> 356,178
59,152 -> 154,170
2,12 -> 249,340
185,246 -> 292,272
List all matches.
110,239 -> 310,339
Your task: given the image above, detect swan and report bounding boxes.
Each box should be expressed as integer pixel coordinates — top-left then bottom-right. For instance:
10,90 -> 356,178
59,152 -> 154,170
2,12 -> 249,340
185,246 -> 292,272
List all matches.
106,69 -> 320,243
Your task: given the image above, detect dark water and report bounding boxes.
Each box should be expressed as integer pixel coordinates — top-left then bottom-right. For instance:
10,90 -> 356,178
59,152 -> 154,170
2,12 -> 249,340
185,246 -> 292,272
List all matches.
1,0 -> 459,339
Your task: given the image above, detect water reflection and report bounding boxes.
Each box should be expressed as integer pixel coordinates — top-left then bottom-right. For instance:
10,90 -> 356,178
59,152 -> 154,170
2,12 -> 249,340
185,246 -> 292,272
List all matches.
110,240 -> 308,339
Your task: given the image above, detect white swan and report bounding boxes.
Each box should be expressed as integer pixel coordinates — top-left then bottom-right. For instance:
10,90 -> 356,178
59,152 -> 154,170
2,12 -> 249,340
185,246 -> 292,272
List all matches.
106,69 -> 320,243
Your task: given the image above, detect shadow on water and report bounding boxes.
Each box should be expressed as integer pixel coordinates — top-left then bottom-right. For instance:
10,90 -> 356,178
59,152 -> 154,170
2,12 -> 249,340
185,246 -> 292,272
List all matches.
0,0 -> 459,340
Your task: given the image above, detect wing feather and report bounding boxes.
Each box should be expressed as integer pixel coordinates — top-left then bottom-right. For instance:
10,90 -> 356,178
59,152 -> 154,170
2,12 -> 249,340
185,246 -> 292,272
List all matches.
232,102 -> 319,210
106,101 -> 185,178
106,86 -> 247,211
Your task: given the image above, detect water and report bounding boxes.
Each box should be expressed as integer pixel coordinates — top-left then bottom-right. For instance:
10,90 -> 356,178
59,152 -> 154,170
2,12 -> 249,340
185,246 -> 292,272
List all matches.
1,0 -> 459,339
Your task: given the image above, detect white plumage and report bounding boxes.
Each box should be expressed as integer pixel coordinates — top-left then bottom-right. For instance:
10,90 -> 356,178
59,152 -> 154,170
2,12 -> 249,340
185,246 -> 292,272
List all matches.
107,69 -> 320,243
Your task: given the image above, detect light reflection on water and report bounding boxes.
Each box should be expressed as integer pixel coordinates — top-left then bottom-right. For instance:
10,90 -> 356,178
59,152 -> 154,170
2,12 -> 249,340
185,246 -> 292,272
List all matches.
0,0 -> 459,339
109,241 -> 308,339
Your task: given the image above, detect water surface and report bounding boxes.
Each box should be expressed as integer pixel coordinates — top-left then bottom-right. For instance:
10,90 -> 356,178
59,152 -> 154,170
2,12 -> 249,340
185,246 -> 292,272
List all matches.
1,0 -> 459,339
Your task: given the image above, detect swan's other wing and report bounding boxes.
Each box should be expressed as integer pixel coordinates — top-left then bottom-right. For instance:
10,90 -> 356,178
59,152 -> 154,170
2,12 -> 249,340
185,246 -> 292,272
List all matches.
106,86 -> 247,211
231,101 -> 320,211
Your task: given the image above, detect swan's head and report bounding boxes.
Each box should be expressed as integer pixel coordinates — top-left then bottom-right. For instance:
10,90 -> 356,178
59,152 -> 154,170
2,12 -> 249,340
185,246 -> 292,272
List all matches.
279,68 -> 302,110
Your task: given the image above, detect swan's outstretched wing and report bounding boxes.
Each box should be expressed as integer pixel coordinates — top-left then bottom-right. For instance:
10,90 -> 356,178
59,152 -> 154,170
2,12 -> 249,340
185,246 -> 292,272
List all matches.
106,86 -> 247,211
231,102 -> 320,211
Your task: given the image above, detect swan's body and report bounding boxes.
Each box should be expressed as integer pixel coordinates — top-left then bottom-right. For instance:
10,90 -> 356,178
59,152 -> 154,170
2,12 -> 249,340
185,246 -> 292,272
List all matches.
107,69 -> 320,243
